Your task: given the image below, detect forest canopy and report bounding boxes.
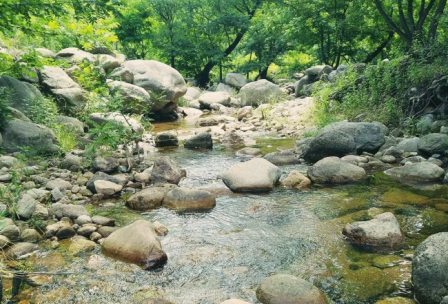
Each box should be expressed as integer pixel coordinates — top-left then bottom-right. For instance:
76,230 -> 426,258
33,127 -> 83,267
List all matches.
1,0 -> 447,86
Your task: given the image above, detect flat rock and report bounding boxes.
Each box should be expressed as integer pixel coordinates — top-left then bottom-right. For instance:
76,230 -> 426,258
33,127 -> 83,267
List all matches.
222,158 -> 282,192
163,188 -> 216,211
385,162 -> 444,183
343,212 -> 403,250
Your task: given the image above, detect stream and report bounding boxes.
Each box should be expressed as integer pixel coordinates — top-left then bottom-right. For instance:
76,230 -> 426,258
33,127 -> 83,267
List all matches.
15,122 -> 448,304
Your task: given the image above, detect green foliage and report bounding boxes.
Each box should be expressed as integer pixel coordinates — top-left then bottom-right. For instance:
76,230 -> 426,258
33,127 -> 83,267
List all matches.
0,171 -> 22,220
313,42 -> 448,128
72,59 -> 108,96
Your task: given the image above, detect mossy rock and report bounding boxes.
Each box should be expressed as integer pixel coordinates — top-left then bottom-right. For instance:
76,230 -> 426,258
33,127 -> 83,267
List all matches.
339,266 -> 396,302
434,203 -> 448,212
374,297 -> 416,304
372,255 -> 402,269
381,189 -> 428,206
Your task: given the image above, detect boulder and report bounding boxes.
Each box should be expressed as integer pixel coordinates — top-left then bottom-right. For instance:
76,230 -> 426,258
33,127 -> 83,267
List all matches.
154,132 -> 179,147
56,116 -> 84,135
49,203 -> 89,219
418,133 -> 448,156
396,137 -> 420,153
20,229 -> 41,243
110,67 -> 134,83
295,76 -> 310,97
38,66 -> 86,109
0,75 -> 43,114
126,187 -> 172,210
6,242 -> 39,259
280,171 -> 311,190
385,162 -> 444,183
264,151 -> 300,166
151,157 -> 183,185
199,91 -> 231,108
163,188 -> 216,211
1,119 -> 59,154
412,232 -> 448,304
184,133 -> 213,149
305,65 -> 333,77
221,158 -> 282,192
46,178 -> 72,191
216,83 -> 234,94
56,48 -> 95,62
94,180 -> 122,196
88,112 -> 144,134
0,219 -> 20,241
86,172 -> 121,194
98,54 -> 120,70
302,130 -> 357,163
225,73 -> 247,89
108,81 -> 152,113
318,122 -> 385,154
16,194 -> 38,220
238,80 -> 283,107
122,60 -> 187,111
307,157 -> 367,184
236,147 -> 262,157
92,215 -> 115,226
101,220 -> 167,270
343,212 -> 403,250
0,156 -> 19,168
256,274 -> 327,304
68,238 -> 97,257
93,157 -> 119,173
183,87 -> 201,102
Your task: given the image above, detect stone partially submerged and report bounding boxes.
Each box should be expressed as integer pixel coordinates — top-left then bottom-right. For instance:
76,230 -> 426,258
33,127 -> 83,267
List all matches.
384,162 -> 444,183
221,158 -> 281,192
102,220 -> 167,270
256,274 -> 327,304
412,232 -> 448,304
307,157 -> 366,184
342,212 -> 403,250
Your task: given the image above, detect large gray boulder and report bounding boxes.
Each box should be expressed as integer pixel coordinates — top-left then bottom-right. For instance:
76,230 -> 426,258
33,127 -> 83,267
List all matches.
1,119 -> 59,153
198,91 -> 231,108
108,81 -> 152,114
342,212 -> 403,250
56,115 -> 84,135
151,157 -> 183,185
0,75 -> 43,114
264,151 -> 300,166
163,188 -> 216,211
49,203 -> 89,219
221,158 -> 282,192
86,172 -> 120,194
307,157 -> 366,184
319,122 -> 385,154
396,137 -> 420,152
225,73 -> 247,89
88,112 -> 144,134
256,274 -> 327,304
38,66 -> 86,109
102,220 -> 167,270
384,162 -> 444,183
295,76 -> 310,97
238,80 -> 283,107
122,60 -> 187,111
56,47 -> 95,62
418,133 -> 448,156
412,232 -> 448,304
184,133 -> 213,149
183,87 -> 201,102
302,130 -> 357,163
126,187 -> 173,210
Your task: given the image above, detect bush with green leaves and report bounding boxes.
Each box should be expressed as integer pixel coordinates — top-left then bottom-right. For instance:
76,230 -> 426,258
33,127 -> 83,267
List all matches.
313,42 -> 448,129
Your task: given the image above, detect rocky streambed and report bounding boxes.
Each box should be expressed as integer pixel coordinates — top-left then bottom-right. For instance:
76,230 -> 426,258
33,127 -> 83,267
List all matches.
1,118 -> 447,304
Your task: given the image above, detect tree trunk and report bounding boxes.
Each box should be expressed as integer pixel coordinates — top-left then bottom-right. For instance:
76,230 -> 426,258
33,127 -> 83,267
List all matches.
259,67 -> 268,79
364,31 -> 394,63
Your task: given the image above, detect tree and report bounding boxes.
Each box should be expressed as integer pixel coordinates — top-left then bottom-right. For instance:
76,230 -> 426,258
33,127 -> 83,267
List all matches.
373,0 -> 448,47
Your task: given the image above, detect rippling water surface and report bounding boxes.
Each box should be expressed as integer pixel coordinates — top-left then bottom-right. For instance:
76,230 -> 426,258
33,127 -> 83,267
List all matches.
17,143 -> 448,304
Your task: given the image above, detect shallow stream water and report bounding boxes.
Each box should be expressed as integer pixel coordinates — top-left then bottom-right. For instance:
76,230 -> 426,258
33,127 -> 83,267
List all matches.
15,124 -> 448,304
